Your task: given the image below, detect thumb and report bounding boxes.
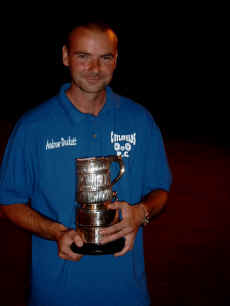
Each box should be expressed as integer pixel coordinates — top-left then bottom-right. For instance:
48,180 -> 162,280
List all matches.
72,231 -> 84,247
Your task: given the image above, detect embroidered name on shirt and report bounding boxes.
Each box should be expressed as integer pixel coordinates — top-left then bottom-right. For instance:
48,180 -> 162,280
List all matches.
45,137 -> 77,150
111,131 -> 136,145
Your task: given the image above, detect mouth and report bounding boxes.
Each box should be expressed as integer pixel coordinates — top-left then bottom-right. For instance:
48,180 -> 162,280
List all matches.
86,77 -> 102,84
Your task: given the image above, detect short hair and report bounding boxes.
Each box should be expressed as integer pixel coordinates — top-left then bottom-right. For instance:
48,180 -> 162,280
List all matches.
64,18 -> 118,50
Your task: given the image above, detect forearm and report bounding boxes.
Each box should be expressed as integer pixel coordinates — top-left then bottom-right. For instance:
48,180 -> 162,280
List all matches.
0,203 -> 67,241
139,189 -> 169,220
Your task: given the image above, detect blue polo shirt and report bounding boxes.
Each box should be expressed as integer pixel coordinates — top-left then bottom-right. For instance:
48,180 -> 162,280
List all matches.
0,84 -> 172,306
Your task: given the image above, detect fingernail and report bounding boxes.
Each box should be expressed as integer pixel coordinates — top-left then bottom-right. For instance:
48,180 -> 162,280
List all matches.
99,239 -> 106,245
99,229 -> 104,234
77,241 -> 83,247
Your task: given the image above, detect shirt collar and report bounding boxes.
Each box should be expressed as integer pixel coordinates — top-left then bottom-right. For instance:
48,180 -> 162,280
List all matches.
57,83 -> 119,124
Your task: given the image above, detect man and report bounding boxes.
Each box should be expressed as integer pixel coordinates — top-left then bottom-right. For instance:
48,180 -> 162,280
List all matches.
0,21 -> 172,306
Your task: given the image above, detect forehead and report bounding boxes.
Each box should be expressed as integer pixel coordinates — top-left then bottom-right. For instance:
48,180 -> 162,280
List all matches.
68,27 -> 117,53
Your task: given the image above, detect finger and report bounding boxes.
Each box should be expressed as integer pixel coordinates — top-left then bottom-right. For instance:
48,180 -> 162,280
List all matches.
67,229 -> 84,247
100,227 -> 129,245
59,251 -> 83,261
59,242 -> 84,261
114,239 -> 130,257
114,235 -> 135,257
73,234 -> 84,247
100,222 -> 124,236
100,219 -> 133,237
107,201 -> 127,210
114,245 -> 129,257
58,230 -> 84,257
113,208 -> 120,223
100,232 -> 121,245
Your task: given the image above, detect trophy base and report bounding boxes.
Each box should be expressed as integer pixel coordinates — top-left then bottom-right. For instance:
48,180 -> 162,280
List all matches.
70,237 -> 125,255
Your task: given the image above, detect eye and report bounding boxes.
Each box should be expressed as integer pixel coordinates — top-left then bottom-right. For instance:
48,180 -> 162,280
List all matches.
102,55 -> 114,62
77,53 -> 89,59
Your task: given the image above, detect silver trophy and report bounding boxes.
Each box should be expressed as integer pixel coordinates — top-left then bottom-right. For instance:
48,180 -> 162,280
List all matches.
71,155 -> 125,255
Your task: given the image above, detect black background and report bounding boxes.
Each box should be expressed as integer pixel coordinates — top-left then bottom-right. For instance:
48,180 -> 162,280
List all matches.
1,4 -> 227,144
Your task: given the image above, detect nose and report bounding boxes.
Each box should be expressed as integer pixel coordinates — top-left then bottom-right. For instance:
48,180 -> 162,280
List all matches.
88,58 -> 101,73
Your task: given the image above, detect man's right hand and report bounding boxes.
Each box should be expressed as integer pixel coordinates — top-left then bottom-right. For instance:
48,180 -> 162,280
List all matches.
56,229 -> 84,261
0,203 -> 84,261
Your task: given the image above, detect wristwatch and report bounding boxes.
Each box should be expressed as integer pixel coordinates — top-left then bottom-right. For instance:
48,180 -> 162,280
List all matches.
139,203 -> 151,226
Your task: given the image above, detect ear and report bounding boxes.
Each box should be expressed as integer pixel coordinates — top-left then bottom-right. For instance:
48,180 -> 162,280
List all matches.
62,45 -> 69,67
114,51 -> 118,67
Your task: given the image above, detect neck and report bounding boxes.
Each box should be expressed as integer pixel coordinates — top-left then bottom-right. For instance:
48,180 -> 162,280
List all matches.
66,85 -> 106,116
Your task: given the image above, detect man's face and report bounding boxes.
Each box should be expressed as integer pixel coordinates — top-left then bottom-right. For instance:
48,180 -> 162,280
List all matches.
63,27 -> 118,94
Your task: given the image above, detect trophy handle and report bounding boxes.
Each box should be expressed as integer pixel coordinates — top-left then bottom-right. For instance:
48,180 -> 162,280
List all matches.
109,155 -> 125,186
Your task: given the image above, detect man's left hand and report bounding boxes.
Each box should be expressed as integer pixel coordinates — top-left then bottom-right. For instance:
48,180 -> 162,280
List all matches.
99,201 -> 145,257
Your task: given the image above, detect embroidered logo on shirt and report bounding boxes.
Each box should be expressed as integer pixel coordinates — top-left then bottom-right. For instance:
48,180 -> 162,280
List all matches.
110,131 -> 136,158
45,136 -> 77,150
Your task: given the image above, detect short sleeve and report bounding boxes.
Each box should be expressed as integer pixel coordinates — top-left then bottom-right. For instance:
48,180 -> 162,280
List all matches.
0,119 -> 34,204
142,112 -> 172,196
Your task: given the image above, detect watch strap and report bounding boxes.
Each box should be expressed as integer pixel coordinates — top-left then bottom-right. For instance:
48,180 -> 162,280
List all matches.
139,203 -> 151,226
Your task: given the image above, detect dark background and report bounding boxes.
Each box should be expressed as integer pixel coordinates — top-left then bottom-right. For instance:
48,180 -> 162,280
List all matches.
1,4 -> 227,145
